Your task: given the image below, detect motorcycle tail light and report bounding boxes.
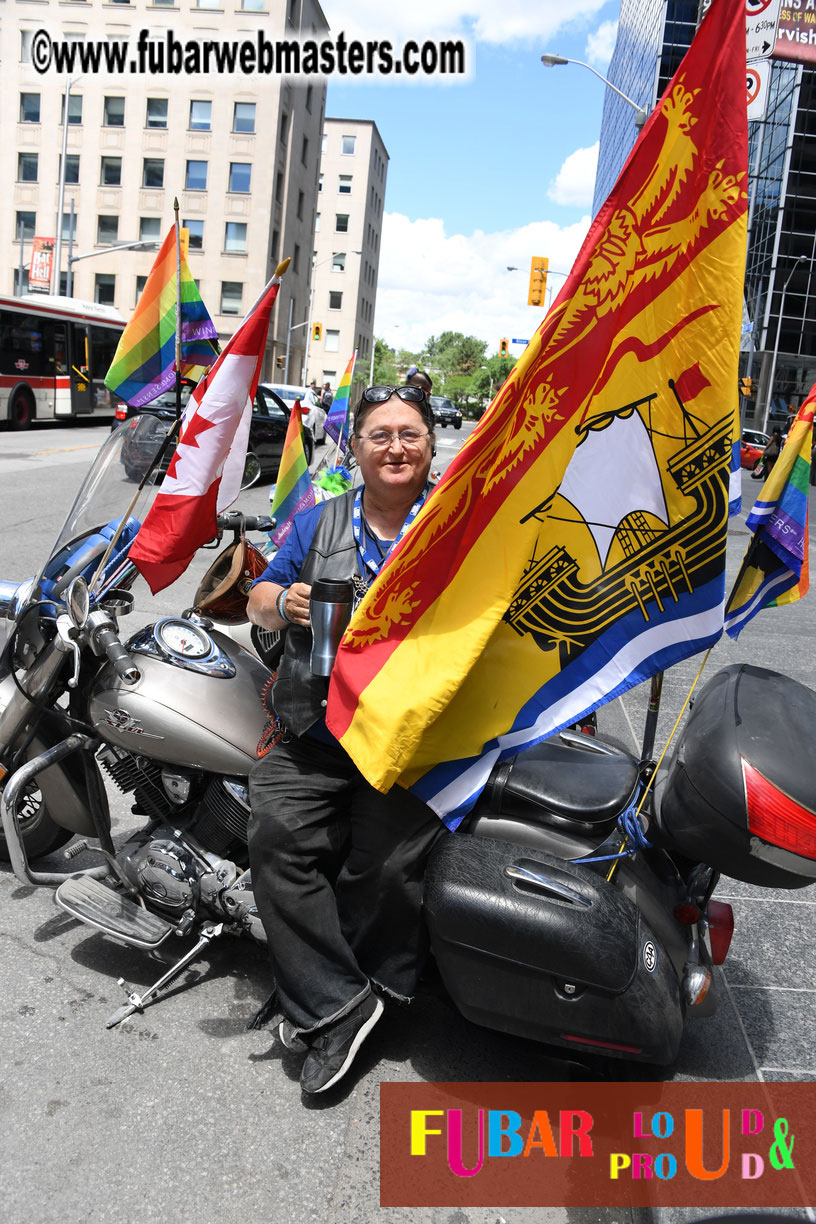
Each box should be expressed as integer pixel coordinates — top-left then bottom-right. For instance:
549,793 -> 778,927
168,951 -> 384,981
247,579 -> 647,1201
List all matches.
706,900 -> 734,965
674,903 -> 701,924
743,757 -> 816,860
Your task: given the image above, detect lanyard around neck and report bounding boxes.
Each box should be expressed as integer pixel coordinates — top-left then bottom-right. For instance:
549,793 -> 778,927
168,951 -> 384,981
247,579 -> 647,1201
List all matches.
351,483 -> 430,580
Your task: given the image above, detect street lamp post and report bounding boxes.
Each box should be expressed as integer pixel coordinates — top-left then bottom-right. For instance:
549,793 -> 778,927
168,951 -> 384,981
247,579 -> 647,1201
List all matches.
303,249 -> 362,386
53,74 -> 82,294
66,238 -> 158,299
540,54 -> 649,128
762,254 -> 806,433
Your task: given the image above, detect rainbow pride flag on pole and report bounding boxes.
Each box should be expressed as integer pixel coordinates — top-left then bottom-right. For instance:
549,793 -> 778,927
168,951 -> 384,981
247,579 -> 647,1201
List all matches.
724,396 -> 813,637
104,227 -> 219,408
269,399 -> 316,548
327,0 -> 748,826
324,350 -> 356,449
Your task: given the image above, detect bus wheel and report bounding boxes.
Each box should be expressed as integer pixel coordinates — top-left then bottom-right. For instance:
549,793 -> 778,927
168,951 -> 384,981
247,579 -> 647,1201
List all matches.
9,390 -> 34,431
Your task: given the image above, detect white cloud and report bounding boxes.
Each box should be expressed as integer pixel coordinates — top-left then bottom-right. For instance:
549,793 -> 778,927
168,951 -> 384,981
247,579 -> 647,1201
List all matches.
548,143 -> 599,208
373,211 -> 591,353
321,0 -> 609,46
585,19 -> 618,68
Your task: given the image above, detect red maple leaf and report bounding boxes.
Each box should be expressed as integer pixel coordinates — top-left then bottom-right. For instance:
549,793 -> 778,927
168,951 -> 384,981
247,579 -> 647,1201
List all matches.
166,411 -> 216,479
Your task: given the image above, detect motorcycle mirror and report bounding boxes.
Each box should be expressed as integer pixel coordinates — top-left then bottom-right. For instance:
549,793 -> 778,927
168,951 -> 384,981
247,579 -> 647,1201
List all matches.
66,576 -> 90,629
241,453 -> 261,490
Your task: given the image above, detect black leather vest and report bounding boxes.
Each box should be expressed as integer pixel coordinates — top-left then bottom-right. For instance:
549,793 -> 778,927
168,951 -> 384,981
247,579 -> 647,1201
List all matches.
271,491 -> 359,736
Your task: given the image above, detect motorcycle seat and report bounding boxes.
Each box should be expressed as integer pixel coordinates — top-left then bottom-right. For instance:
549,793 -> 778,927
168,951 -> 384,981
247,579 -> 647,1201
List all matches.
474,732 -> 640,836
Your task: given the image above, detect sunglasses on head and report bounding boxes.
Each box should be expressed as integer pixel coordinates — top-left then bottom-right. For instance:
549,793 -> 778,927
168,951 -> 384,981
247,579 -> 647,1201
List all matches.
362,384 -> 428,405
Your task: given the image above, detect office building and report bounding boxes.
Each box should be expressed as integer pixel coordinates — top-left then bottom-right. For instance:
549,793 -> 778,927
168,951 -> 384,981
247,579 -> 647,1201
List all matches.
307,117 -> 388,391
5,0 -> 328,382
593,0 -> 816,425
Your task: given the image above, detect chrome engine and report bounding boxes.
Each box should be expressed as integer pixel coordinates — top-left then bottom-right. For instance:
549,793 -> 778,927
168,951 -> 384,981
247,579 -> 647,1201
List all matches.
96,744 -> 264,941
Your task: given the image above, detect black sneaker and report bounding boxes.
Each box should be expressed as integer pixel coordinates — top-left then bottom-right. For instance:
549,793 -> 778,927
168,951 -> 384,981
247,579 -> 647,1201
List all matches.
278,1019 -> 308,1054
299,993 -> 384,1094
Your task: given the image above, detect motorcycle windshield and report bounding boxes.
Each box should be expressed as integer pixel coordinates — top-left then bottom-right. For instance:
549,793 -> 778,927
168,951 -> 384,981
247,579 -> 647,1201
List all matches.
27,415 -> 169,611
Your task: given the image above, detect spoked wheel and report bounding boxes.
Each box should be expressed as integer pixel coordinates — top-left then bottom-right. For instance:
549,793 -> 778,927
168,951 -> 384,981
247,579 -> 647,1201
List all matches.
0,771 -> 72,862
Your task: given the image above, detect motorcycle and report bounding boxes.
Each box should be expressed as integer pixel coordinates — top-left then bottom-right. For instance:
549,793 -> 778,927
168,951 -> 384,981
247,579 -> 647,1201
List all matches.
2,419 -> 815,1062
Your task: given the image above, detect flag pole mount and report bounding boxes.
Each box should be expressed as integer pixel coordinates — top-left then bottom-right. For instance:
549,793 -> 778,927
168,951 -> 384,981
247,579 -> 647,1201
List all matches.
275,257 -> 291,278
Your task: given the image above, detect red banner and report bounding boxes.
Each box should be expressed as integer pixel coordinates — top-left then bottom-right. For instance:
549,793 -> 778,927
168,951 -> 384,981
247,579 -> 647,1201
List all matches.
28,236 -> 55,292
381,1082 -> 816,1208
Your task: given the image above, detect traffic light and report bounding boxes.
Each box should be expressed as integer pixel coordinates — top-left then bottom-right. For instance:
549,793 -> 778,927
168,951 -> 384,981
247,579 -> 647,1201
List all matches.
499,338 -> 509,358
740,375 -> 754,398
312,322 -> 322,342
276,354 -> 285,369
527,255 -> 548,307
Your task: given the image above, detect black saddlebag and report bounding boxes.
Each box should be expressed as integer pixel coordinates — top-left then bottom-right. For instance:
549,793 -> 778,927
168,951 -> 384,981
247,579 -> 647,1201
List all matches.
424,834 -> 684,1065
657,665 -> 816,889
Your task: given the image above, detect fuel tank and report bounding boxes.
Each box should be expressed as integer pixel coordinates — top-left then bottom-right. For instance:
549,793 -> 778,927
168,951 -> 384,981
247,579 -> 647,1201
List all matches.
87,623 -> 271,775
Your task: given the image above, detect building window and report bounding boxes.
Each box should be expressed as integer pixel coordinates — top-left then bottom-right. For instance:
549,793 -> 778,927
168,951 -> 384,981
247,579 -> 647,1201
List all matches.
140,217 -> 161,241
18,153 -> 38,183
189,100 -> 211,131
318,173 -> 323,192
14,269 -> 30,294
61,213 -> 78,242
325,329 -> 340,353
341,134 -> 356,155
95,274 -> 116,304
62,154 -> 80,184
196,0 -> 220,7
183,218 -> 204,249
135,275 -> 148,304
297,190 -> 304,220
20,93 -> 40,123
321,132 -> 327,153
314,212 -> 320,232
152,0 -> 174,6
97,215 -> 119,244
338,174 -> 352,195
61,94 -> 83,125
143,158 -> 164,187
242,0 -> 264,9
185,160 -> 208,190
293,244 -> 301,274
306,85 -> 313,112
329,291 -> 342,310
224,221 -> 247,253
100,156 -> 122,186
331,252 -> 346,272
220,282 -> 242,315
233,102 -> 255,133
15,211 -> 36,241
335,214 -> 349,233
229,162 -> 251,193
271,228 -> 279,260
20,31 -> 35,64
301,136 -> 309,166
104,96 -> 125,126
146,97 -> 168,128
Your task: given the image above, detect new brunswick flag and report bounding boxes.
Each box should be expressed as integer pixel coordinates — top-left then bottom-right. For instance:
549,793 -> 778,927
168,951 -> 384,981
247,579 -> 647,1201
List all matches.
724,397 -> 813,638
327,0 -> 748,826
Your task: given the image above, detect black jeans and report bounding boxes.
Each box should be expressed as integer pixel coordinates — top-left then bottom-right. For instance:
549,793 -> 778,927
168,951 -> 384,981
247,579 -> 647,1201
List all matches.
248,734 -> 446,1034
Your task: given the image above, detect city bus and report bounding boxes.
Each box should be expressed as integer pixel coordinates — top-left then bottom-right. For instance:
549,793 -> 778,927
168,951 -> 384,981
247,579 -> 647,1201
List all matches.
0,294 -> 125,429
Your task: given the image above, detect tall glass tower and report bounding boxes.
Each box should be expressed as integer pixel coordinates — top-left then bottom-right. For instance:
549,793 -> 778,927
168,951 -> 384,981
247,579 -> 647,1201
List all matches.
593,0 -> 816,426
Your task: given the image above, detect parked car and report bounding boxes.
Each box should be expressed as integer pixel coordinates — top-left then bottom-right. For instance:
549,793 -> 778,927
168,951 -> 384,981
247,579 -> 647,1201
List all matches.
739,438 -> 763,469
260,382 -> 327,443
118,383 -> 313,484
742,429 -> 770,450
429,395 -> 463,429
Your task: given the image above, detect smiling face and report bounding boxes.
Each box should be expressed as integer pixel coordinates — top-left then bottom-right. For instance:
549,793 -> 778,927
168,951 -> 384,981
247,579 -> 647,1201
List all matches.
351,396 -> 434,501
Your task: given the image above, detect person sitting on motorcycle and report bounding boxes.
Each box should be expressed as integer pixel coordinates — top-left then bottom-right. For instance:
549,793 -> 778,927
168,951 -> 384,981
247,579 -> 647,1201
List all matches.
246,385 -> 444,1095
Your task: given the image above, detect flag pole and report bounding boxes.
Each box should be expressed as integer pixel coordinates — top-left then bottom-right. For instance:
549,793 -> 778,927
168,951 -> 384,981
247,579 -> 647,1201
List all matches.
174,198 -> 182,421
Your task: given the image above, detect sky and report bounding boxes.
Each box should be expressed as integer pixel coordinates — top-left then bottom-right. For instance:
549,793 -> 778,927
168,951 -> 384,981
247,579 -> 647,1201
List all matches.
319,0 -> 623,358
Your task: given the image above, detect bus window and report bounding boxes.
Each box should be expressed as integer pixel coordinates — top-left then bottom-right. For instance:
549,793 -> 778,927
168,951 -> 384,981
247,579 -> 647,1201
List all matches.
53,324 -> 68,375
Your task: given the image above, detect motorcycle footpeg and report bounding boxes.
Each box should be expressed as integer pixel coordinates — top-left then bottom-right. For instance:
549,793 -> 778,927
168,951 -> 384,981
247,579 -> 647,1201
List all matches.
54,875 -> 175,950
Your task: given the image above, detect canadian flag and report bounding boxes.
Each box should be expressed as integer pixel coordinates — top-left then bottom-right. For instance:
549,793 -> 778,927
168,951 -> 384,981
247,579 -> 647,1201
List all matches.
129,275 -> 282,593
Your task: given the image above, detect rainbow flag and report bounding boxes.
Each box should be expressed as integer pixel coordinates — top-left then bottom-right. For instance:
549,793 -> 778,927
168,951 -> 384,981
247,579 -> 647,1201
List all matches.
324,350 -> 356,448
104,227 -> 219,408
724,397 -> 813,637
269,398 -> 316,547
326,0 -> 748,826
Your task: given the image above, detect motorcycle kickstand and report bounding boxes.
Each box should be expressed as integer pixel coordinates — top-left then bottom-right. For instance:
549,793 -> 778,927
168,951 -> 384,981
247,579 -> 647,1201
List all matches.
106,922 -> 225,1029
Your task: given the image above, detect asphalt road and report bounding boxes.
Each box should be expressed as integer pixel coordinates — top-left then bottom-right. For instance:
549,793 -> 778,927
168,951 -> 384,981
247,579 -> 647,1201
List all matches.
0,419 -> 814,1224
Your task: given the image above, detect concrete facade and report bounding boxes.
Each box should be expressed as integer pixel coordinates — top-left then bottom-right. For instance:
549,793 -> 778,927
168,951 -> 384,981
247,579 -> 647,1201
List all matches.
5,0 -> 328,381
307,117 -> 387,390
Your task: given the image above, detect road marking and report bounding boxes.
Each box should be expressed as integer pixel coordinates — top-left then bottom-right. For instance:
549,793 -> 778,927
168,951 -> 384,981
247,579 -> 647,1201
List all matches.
37,444 -> 99,455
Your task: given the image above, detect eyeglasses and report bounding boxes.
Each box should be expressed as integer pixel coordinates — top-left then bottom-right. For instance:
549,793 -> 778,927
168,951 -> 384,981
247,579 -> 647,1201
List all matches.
361,384 -> 428,405
357,428 -> 430,449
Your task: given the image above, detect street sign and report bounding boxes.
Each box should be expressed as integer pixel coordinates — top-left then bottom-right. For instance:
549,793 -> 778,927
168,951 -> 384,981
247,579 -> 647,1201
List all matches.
511,338 -> 529,346
745,0 -> 783,60
747,57 -> 771,120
